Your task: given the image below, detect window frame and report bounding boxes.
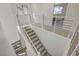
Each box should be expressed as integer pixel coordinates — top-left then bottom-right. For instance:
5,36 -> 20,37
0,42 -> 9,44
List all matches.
53,3 -> 67,16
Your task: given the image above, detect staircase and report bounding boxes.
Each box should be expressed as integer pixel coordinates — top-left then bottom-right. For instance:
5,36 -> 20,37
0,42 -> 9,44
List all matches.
67,25 -> 79,56
63,19 -> 73,30
12,40 -> 27,56
23,26 -> 50,56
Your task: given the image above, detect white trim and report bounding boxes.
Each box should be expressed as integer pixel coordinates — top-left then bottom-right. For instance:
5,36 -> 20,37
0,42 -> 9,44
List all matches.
17,25 -> 41,56
71,43 -> 79,56
32,25 -> 70,40
17,24 -> 71,56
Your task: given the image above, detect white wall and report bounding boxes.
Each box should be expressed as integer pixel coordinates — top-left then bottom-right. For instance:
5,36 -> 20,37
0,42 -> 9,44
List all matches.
0,4 -> 19,44
0,22 -> 16,56
32,3 -> 79,27
32,26 -> 71,56
17,4 -> 32,26
0,4 -> 19,55
65,3 -> 79,30
31,3 -> 54,26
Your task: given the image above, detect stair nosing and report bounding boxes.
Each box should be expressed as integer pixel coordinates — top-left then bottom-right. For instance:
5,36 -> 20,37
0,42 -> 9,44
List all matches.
30,35 -> 37,40
38,46 -> 45,53
33,39 -> 39,43
36,44 -> 43,50
41,50 -> 47,56
34,40 -> 41,46
27,30 -> 34,34
28,32 -> 36,37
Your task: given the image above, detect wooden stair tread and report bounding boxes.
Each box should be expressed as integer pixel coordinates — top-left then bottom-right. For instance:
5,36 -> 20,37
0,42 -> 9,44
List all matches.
24,26 -> 50,56
28,32 -> 36,37
34,40 -> 41,46
32,38 -> 39,43
25,28 -> 32,31
41,50 -> 47,56
36,43 -> 43,49
38,46 -> 45,53
30,35 -> 37,39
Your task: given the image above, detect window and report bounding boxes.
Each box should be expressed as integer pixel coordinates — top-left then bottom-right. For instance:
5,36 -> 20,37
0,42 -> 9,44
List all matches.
54,6 -> 64,14
53,3 -> 67,16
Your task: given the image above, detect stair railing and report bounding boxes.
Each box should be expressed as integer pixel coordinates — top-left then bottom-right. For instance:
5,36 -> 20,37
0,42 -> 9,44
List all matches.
22,26 -> 41,56
67,25 -> 79,56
